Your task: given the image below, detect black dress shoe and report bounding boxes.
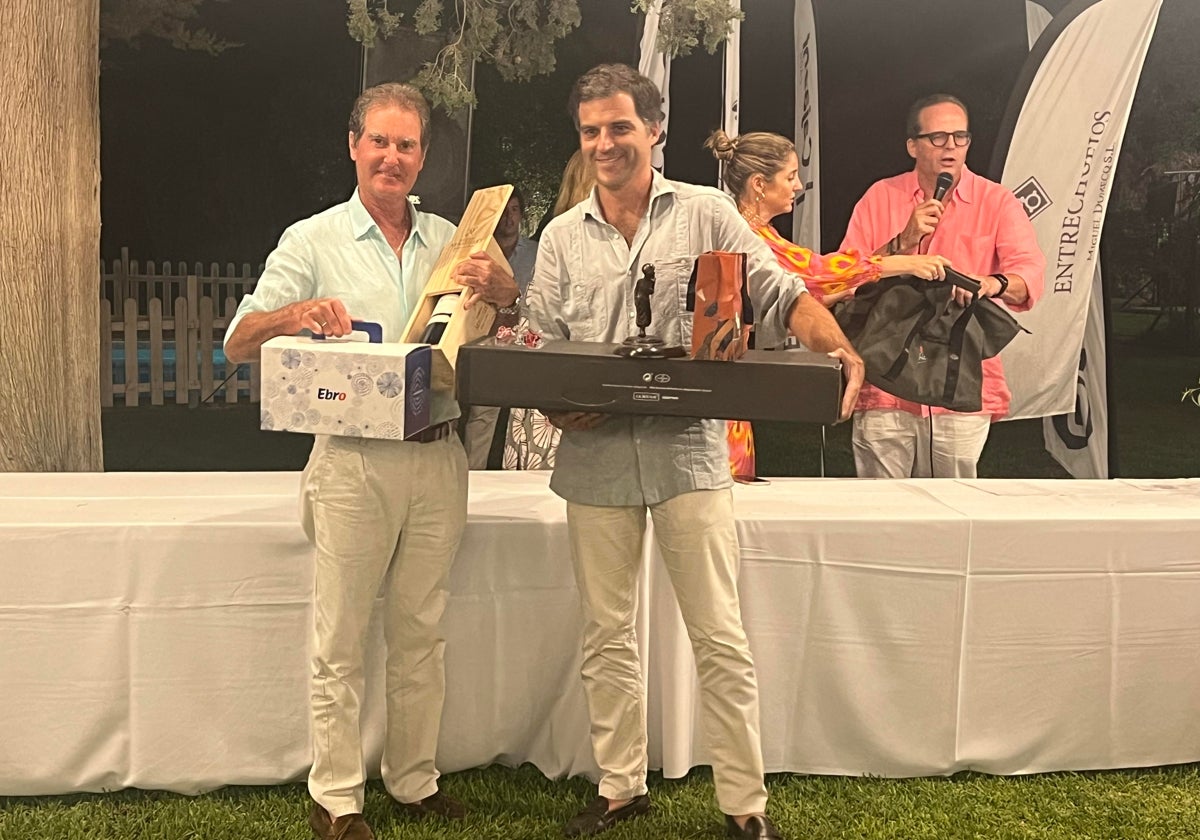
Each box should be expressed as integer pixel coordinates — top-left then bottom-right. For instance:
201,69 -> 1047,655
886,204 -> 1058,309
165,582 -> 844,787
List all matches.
725,814 -> 783,840
395,790 -> 467,819
563,794 -> 651,837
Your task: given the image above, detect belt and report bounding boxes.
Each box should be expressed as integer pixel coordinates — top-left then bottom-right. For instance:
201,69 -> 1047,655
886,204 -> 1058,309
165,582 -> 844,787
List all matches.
409,421 -> 455,444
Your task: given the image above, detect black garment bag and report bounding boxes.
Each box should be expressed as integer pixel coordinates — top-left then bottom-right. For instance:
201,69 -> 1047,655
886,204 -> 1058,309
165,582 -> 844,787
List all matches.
832,268 -> 1029,413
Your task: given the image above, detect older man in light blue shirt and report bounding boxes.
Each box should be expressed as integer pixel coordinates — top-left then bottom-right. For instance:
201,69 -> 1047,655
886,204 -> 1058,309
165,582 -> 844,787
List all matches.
225,83 -> 517,840
528,64 -> 862,840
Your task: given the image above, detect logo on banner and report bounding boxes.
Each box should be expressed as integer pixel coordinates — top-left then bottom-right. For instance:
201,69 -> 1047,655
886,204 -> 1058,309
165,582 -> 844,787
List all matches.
1050,348 -> 1094,450
797,32 -> 814,168
1014,176 -> 1053,220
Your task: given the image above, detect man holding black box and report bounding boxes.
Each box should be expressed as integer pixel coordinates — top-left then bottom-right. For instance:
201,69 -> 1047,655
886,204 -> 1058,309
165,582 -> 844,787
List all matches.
840,93 -> 1044,478
224,83 -> 517,840
525,63 -> 863,840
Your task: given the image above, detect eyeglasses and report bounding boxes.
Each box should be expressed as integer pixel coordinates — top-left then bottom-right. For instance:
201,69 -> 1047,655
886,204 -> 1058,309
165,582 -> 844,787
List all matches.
913,131 -> 972,148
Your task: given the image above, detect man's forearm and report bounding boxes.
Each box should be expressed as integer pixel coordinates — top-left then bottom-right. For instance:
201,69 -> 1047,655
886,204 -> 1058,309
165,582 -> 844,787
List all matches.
224,305 -> 303,364
787,292 -> 856,353
786,292 -> 865,421
997,272 -> 1029,306
872,232 -> 913,257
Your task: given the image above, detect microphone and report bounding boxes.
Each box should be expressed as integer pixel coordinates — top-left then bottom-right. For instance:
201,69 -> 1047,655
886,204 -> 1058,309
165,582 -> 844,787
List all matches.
933,172 -> 954,202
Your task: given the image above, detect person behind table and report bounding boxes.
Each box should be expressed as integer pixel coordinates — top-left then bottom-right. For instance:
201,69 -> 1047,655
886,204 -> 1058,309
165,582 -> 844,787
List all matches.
533,148 -> 595,240
223,82 -> 519,840
460,183 -> 536,469
504,152 -> 597,469
705,128 -> 950,480
525,62 -> 865,840
839,93 -> 1044,478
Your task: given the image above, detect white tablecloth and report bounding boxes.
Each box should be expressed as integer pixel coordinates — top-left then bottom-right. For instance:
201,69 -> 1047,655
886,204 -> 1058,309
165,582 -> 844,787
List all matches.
2,473 -> 1198,795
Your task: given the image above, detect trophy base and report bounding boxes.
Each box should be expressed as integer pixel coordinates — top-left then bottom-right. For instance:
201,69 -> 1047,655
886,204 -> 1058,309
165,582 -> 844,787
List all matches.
614,336 -> 687,359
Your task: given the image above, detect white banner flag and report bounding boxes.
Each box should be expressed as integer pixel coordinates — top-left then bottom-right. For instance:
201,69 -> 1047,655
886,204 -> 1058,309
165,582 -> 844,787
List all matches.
995,0 -> 1161,422
792,0 -> 820,252
1025,1 -> 1053,49
637,1 -> 671,171
720,0 -> 741,187
1044,264 -> 1110,476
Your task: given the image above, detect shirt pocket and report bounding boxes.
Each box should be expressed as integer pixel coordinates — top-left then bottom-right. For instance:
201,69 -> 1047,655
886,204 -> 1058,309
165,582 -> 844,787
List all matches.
648,256 -> 695,348
565,269 -> 605,341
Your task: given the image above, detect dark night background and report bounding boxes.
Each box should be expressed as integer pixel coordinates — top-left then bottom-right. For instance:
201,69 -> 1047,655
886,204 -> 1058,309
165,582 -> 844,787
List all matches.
100,0 -> 1038,263
98,0 -> 1191,265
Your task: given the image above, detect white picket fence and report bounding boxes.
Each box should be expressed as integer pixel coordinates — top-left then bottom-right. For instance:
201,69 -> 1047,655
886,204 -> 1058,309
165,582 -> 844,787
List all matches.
100,250 -> 261,407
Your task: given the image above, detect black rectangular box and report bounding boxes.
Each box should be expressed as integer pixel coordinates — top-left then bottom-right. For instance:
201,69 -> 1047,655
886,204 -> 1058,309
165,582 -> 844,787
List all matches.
456,337 -> 843,425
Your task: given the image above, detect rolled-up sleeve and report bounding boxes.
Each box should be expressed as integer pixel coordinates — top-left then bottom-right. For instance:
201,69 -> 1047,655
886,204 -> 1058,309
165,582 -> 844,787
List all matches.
840,183 -> 890,254
994,191 -> 1045,312
224,225 -> 317,346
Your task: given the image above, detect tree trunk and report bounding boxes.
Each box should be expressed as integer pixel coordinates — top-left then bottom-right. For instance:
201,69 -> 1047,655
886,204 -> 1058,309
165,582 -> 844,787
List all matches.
0,1 -> 102,471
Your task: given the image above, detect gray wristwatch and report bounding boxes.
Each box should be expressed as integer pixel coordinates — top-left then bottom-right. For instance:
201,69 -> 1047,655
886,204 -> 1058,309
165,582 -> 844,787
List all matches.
497,294 -> 521,316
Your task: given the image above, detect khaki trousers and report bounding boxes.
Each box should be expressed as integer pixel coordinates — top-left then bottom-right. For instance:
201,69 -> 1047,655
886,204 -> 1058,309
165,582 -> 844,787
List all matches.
853,408 -> 992,478
299,433 -> 467,817
461,405 -> 501,470
566,489 -> 768,816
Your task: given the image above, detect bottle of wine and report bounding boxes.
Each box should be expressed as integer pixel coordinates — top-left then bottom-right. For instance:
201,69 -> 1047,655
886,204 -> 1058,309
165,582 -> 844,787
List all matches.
421,293 -> 460,345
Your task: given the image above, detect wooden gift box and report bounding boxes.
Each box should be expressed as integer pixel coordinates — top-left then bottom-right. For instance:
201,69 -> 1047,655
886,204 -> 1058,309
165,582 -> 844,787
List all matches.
400,184 -> 515,391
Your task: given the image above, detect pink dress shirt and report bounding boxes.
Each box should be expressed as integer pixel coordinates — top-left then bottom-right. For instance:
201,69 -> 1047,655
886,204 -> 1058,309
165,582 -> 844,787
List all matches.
840,167 -> 1045,418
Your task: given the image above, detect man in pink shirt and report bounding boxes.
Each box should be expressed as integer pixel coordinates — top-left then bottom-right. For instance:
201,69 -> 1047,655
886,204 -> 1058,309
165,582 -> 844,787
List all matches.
840,93 -> 1045,478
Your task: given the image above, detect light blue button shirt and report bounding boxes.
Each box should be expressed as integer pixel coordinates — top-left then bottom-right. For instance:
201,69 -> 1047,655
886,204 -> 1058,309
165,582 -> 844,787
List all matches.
227,190 -> 459,425
508,236 -> 538,295
527,171 -> 806,507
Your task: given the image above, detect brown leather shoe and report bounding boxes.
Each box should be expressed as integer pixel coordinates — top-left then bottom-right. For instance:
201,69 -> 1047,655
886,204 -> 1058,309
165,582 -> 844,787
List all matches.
725,814 -> 783,840
308,803 -> 332,839
309,803 -> 375,840
395,789 -> 467,820
563,794 -> 651,837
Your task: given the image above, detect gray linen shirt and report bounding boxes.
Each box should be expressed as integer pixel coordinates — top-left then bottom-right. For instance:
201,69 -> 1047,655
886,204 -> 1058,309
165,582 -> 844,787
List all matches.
526,171 -> 806,506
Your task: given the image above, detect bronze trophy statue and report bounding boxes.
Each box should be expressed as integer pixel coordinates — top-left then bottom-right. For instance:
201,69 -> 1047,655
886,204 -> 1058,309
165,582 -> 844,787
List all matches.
615,263 -> 686,358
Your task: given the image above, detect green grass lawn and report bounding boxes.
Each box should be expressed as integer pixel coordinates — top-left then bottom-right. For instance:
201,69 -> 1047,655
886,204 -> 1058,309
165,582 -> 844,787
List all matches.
3,764 -> 1200,839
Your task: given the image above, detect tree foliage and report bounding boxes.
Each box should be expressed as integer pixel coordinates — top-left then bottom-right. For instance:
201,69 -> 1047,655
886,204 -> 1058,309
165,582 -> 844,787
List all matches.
630,0 -> 743,57
100,0 -> 236,54
347,0 -> 741,112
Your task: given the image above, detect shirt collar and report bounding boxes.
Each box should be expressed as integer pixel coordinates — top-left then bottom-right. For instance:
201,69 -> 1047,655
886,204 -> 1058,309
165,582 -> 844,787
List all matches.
581,168 -> 677,223
348,188 -> 427,246
906,166 -> 977,205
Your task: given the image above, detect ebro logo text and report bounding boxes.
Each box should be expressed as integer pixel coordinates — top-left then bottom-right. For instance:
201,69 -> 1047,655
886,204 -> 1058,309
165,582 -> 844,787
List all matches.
317,388 -> 348,401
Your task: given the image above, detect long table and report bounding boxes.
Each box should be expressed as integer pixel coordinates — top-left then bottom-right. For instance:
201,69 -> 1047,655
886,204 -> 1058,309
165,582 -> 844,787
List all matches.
2,472 -> 1199,796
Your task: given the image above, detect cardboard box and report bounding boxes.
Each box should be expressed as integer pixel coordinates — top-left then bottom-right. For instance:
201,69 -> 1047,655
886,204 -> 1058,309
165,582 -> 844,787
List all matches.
260,336 -> 431,439
401,184 -> 514,391
456,338 -> 844,425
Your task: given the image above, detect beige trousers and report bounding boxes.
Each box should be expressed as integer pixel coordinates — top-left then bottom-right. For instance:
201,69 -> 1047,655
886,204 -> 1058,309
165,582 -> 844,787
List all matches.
299,433 -> 467,817
566,489 -> 768,816
461,405 -> 501,470
853,408 -> 992,478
